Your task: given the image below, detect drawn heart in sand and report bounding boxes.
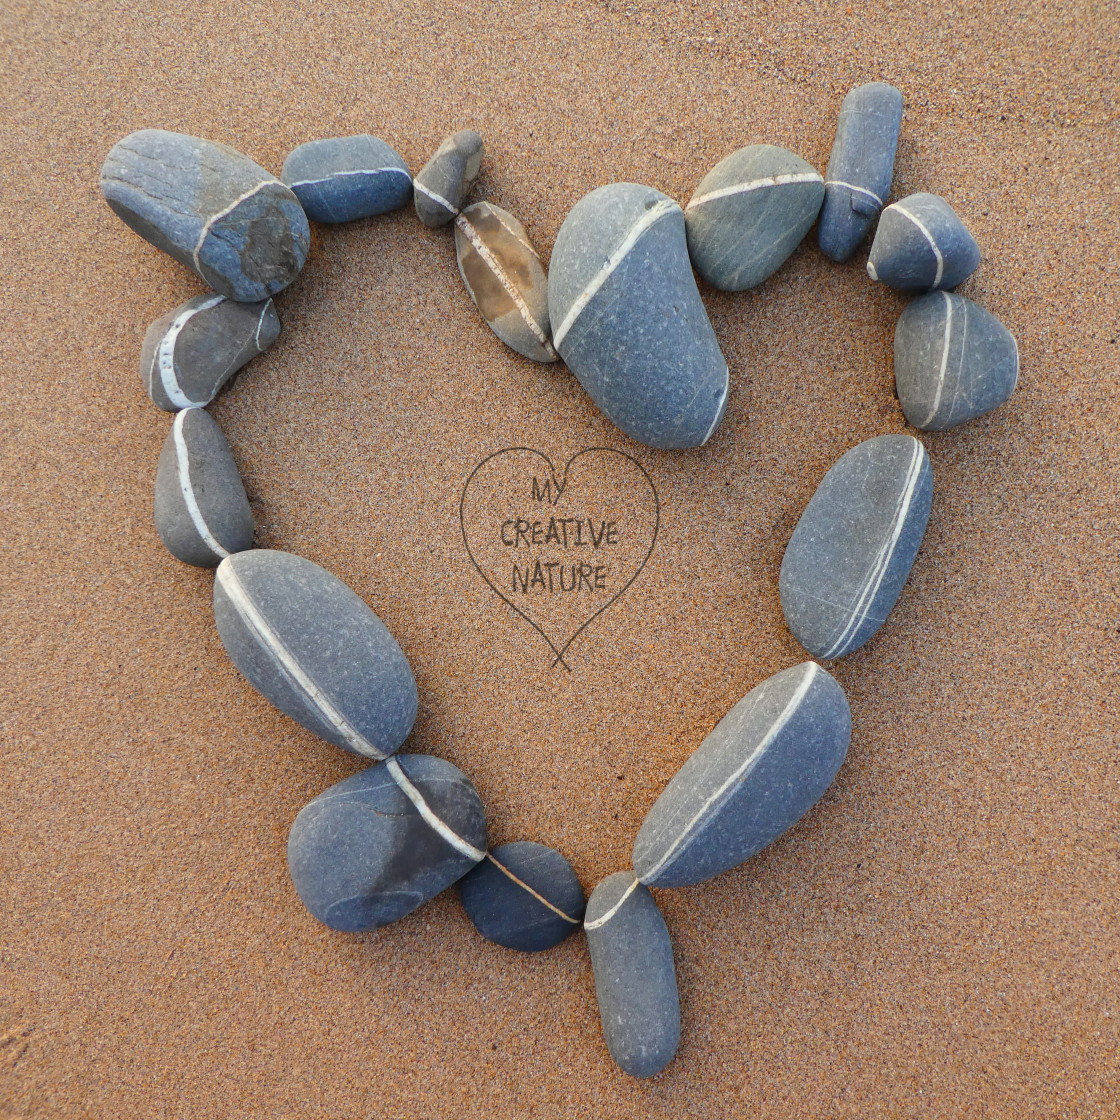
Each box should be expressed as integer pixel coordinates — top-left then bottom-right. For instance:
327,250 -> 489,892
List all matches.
460,448 -> 660,669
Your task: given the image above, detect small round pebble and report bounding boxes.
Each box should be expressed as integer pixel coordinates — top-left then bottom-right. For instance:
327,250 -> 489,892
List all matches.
867,191 -> 980,291
281,135 -> 412,223
414,130 -> 483,227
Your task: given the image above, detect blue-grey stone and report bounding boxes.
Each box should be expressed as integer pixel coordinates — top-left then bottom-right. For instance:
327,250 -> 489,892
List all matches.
685,143 -> 824,290
867,192 -> 980,291
281,135 -> 412,223
213,549 -> 418,759
818,82 -> 904,262
100,130 -> 310,302
780,434 -> 933,660
894,292 -> 1019,431
458,841 -> 585,951
154,408 -> 253,568
584,872 -> 679,1078
288,754 -> 487,932
414,130 -> 483,227
548,183 -> 729,450
633,662 -> 851,889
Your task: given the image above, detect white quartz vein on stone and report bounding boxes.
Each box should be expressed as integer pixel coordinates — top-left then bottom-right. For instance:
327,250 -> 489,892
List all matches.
921,291 -> 958,427
287,167 -> 412,188
583,875 -> 640,931
191,180 -> 276,271
685,171 -> 822,210
172,409 -> 230,561
485,852 -> 581,923
155,295 -> 225,408
413,179 -> 458,215
385,758 -> 485,862
891,203 -> 945,288
824,179 -> 884,207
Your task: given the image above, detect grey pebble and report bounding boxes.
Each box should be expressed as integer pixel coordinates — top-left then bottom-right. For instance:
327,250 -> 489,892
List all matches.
414,130 -> 483,227
281,135 -> 412,223
867,192 -> 980,291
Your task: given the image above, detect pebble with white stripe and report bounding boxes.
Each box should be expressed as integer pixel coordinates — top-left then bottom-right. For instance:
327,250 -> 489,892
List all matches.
780,434 -> 933,660
633,662 -> 851,888
414,130 -> 484,227
288,754 -> 487,932
281,135 -> 412,224
684,143 -> 825,290
867,192 -> 980,292
101,130 -> 310,302
213,550 -> 418,759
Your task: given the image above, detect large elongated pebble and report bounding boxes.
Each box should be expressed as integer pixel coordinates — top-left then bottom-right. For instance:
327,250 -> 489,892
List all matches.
818,82 -> 904,262
633,662 -> 850,888
867,192 -> 980,291
154,408 -> 253,567
213,549 -> 418,759
140,294 -> 279,411
780,434 -> 933,660
895,292 -> 1019,431
454,201 -> 558,363
584,873 -> 679,1078
684,144 -> 824,290
414,130 -> 483,227
549,183 -> 729,449
101,130 -> 310,302
458,841 -> 584,952
281,135 -> 412,223
288,754 -> 487,932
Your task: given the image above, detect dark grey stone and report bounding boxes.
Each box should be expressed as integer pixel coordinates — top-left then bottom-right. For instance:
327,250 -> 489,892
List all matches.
288,754 -> 487,932
458,841 -> 584,952
685,143 -> 824,290
894,292 -> 1019,430
213,549 -> 418,759
867,192 -> 980,291
548,183 -> 729,450
818,82 -> 904,262
780,434 -> 933,660
584,872 -> 679,1078
281,135 -> 412,223
100,130 -> 310,302
414,130 -> 483,227
154,408 -> 253,568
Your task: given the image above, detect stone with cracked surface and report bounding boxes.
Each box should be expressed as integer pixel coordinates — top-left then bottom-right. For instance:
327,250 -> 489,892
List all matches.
867,192 -> 980,291
281,135 -> 412,223
414,130 -> 483,226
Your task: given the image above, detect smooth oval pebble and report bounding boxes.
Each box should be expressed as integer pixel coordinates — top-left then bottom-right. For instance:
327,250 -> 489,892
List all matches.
414,130 -> 483,227
895,292 -> 1019,431
818,81 -> 904,262
213,549 -> 418,759
867,192 -> 980,291
140,294 -> 280,411
288,754 -> 487,932
780,434 -> 933,660
281,135 -> 412,223
458,841 -> 585,952
101,129 -> 310,302
154,408 -> 253,568
684,143 -> 824,290
548,183 -> 729,449
584,872 -> 680,1079
454,201 -> 558,363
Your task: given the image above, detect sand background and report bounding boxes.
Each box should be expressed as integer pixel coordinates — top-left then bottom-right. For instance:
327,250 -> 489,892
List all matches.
2,1 -> 1118,1116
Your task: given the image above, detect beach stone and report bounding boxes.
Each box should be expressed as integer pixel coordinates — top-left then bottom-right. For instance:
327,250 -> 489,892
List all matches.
288,754 -> 487,932
584,873 -> 680,1078
818,82 -> 904,262
894,292 -> 1019,431
780,434 -> 933,660
154,408 -> 253,568
101,129 -> 310,302
281,135 -> 412,223
633,662 -> 851,889
454,202 -> 558,363
414,130 -> 483,227
549,183 -> 729,449
867,192 -> 980,291
213,549 -> 418,759
684,143 -> 824,290
458,841 -> 584,952
140,294 -> 280,411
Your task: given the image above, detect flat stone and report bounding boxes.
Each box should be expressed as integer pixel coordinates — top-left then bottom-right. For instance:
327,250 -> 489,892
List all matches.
288,754 -> 487,932
213,549 -> 418,759
454,201 -> 557,363
101,129 -> 310,302
140,294 -> 280,411
281,135 -> 412,223
414,130 -> 483,227
684,143 -> 824,290
584,872 -> 679,1078
780,434 -> 933,660
548,183 -> 729,449
154,408 -> 254,568
867,192 -> 980,291
895,292 -> 1019,431
818,82 -> 904,262
458,841 -> 584,951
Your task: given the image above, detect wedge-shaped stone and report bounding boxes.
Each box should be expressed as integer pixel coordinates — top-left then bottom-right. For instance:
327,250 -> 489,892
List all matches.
281,135 -> 412,223
414,130 -> 483,226
867,192 -> 979,292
